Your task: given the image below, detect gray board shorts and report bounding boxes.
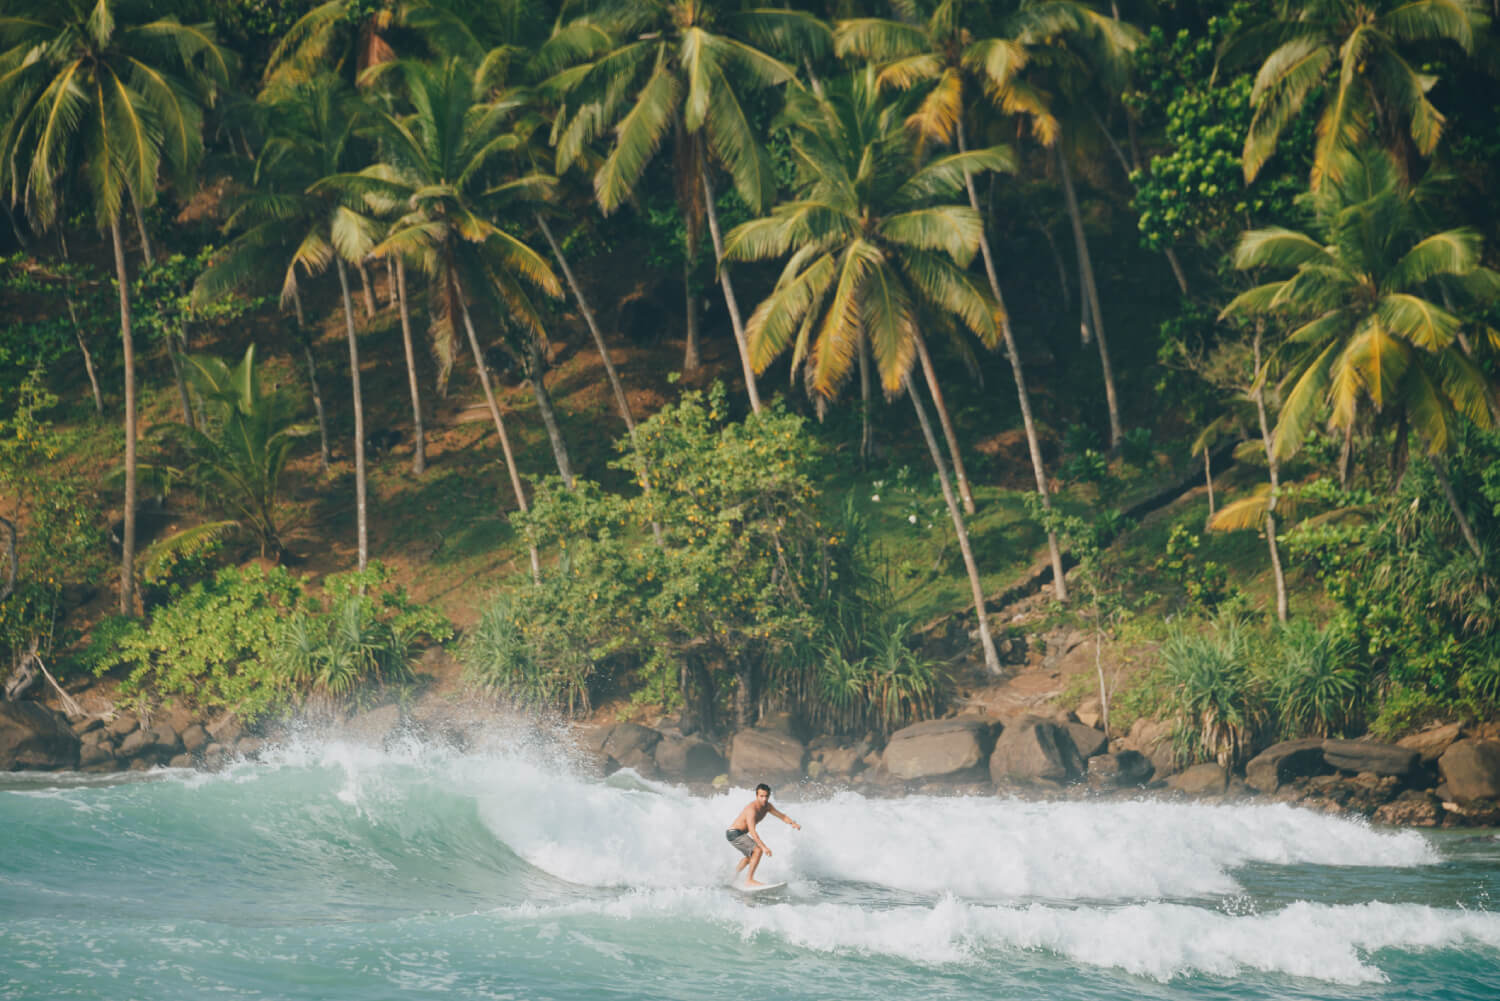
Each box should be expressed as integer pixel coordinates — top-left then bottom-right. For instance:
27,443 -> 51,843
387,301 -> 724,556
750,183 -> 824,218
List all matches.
725,828 -> 757,857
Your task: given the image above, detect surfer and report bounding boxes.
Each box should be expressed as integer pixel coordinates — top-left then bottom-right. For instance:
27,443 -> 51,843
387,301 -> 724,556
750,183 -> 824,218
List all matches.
725,783 -> 801,887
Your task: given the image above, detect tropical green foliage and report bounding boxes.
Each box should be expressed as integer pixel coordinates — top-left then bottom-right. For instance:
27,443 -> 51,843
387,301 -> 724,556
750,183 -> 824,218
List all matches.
145,346 -> 313,559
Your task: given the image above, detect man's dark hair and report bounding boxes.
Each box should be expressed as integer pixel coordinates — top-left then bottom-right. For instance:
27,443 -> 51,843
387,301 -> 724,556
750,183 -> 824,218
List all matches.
756,783 -> 771,795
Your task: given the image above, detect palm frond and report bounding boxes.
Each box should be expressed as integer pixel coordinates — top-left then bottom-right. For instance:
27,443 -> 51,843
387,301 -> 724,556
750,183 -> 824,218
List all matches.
1377,293 -> 1458,351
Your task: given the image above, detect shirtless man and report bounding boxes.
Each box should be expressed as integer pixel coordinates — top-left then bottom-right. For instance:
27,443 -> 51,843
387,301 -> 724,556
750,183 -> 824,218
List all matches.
724,783 -> 801,887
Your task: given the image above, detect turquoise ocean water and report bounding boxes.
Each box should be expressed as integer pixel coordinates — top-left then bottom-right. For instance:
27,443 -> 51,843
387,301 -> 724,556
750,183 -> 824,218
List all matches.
3,730 -> 1499,1000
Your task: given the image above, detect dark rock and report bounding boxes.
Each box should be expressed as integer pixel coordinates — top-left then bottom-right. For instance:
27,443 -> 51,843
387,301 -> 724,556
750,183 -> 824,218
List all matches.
167,753 -> 194,769
989,716 -> 1084,785
201,743 -> 229,770
72,717 -> 104,736
78,742 -> 114,769
181,724 -> 210,755
1440,797 -> 1500,827
754,711 -> 811,742
1064,722 -> 1108,760
1322,739 -> 1421,778
1087,750 -> 1154,788
80,727 -> 113,748
1167,762 -> 1229,797
207,714 -> 244,746
236,737 -> 265,759
883,717 -> 998,782
1398,723 -> 1464,765
1245,739 -> 1328,794
341,704 -> 403,745
730,728 -> 807,787
820,744 -> 866,778
601,723 -> 663,774
654,736 -> 726,783
117,728 -> 153,759
106,713 -> 140,739
1438,739 -> 1500,803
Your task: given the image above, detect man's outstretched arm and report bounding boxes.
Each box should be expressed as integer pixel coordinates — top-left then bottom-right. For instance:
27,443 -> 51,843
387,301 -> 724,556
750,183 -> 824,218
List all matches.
768,805 -> 801,830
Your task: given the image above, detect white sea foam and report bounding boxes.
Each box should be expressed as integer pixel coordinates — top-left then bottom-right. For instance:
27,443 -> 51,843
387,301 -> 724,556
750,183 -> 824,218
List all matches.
496,891 -> 1500,984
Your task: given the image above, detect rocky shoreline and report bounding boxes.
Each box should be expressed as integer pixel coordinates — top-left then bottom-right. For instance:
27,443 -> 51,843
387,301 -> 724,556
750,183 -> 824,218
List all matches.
5,697 -> 1499,828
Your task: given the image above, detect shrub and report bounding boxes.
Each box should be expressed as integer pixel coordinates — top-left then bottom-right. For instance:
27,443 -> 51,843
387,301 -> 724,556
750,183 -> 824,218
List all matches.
1263,619 -> 1362,738
1160,616 -> 1264,768
273,563 -> 452,699
92,564 -> 304,721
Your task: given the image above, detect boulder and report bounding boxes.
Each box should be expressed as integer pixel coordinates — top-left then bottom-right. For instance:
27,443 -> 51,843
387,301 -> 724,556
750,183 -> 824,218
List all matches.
730,728 -> 807,787
105,713 -> 140,739
1322,739 -> 1421,779
72,717 -> 104,736
1,701 -> 81,769
820,744 -> 867,778
989,716 -> 1084,785
206,713 -> 244,746
1245,739 -> 1328,794
1086,750 -> 1154,788
601,722 -> 663,774
1064,723 -> 1108,760
882,718 -> 998,782
167,754 -> 194,769
1438,739 -> 1500,803
236,736 -> 265,759
1398,723 -> 1464,765
120,725 -> 181,762
181,724 -> 211,755
1167,762 -> 1229,797
78,741 -> 115,770
654,736 -> 727,783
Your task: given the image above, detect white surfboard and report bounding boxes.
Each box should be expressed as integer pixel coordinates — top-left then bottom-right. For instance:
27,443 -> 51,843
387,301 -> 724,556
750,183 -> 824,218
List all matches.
736,881 -> 787,894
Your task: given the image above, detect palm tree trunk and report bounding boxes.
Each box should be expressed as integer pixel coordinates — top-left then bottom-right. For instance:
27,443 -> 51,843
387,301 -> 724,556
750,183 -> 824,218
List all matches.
535,213 -> 663,543
527,339 -> 576,488
166,336 -> 195,429
131,190 -> 154,268
1058,146 -> 1123,448
1203,446 -> 1216,528
535,214 -> 637,432
110,218 -> 137,617
358,260 -> 377,319
290,285 -> 331,475
394,258 -> 427,475
1339,421 -> 1353,490
335,258 -> 370,572
2,200 -> 28,252
914,335 -> 977,515
906,374 -> 1001,674
683,254 -> 701,373
699,166 -> 763,415
959,121 -> 1067,601
1252,328 -> 1288,623
454,276 -> 542,583
385,256 -> 398,308
1427,448 -> 1484,560
858,331 -> 873,466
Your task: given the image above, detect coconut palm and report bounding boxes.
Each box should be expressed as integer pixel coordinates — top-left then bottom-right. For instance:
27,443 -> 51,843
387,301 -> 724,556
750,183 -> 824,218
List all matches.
264,0 -> 482,87
1221,149 -> 1499,560
0,0 -> 231,614
550,0 -> 816,414
725,70 -> 1010,673
345,57 -> 568,581
1226,0 -> 1486,187
835,0 -> 1104,597
219,76 -> 380,570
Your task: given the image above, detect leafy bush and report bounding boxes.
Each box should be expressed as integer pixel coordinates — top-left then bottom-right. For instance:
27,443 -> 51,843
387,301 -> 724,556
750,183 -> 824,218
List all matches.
468,384 -> 882,726
1263,619 -> 1362,739
91,564 -> 305,721
1160,616 -> 1264,768
273,563 -> 452,698
1154,524 -> 1232,614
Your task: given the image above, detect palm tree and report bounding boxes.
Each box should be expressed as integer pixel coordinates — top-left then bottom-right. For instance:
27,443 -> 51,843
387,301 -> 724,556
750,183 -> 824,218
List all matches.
1222,149 -> 1498,560
225,77 -> 379,570
349,58 -> 569,581
1226,0 -> 1486,187
725,71 -> 1008,673
264,0 -> 481,87
0,0 -> 231,615
835,0 -> 1082,596
551,0 -> 813,414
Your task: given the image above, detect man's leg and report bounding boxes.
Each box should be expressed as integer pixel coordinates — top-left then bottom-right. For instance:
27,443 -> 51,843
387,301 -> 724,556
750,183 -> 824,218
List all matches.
745,847 -> 764,886
734,855 -> 750,876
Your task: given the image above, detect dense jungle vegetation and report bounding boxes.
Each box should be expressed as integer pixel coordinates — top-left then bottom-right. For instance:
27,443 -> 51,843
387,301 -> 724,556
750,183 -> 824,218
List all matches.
3,0 -> 1500,758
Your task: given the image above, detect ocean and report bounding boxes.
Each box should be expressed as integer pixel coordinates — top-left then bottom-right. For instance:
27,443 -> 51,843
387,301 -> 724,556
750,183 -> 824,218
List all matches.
3,728 -> 1498,1000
